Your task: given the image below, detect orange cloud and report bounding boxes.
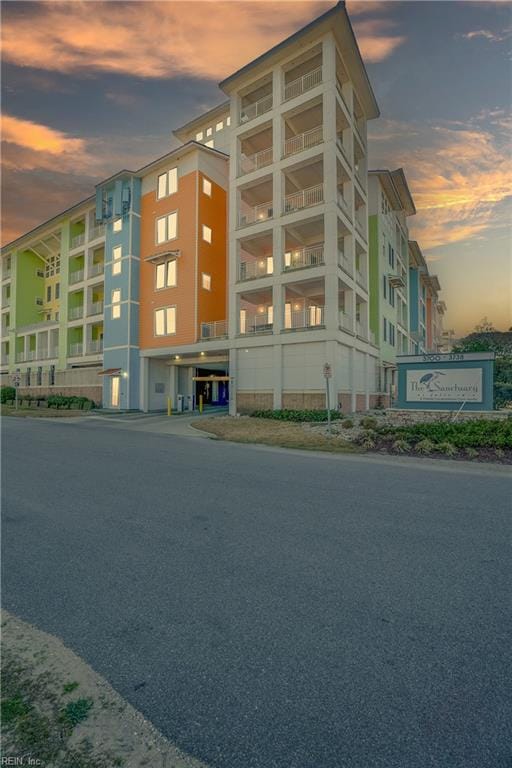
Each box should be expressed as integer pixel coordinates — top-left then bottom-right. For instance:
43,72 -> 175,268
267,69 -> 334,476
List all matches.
2,115 -> 85,155
1,1 -> 331,80
352,18 -> 406,62
369,118 -> 512,251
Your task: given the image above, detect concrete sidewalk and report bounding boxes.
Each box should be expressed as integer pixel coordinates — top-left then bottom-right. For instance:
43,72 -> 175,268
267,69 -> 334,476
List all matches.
86,411 -> 217,438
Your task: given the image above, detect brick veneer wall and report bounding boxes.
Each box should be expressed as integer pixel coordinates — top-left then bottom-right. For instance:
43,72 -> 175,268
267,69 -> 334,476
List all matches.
355,394 -> 367,412
338,393 -> 352,413
16,385 -> 102,403
237,391 -> 273,413
282,392 -> 326,410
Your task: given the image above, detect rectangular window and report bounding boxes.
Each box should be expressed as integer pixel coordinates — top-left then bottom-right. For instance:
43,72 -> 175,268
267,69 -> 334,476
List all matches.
154,306 -> 176,336
37,366 -> 42,386
156,212 -> 177,244
195,131 -> 203,141
202,225 -> 212,244
155,259 -> 177,289
206,127 -> 212,137
112,289 -> 121,319
202,178 -> 212,196
383,317 -> 387,342
113,218 -> 122,232
36,269 -> 44,278
47,286 -> 52,302
157,168 -> 178,199
383,275 -> 387,299
112,245 -> 122,275
226,116 -> 231,126
55,283 -> 60,299
202,273 -> 211,290
216,121 -> 223,132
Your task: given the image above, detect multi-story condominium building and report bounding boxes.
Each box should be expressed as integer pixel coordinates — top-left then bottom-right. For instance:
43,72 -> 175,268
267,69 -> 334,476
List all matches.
368,168 -> 416,402
1,1 -> 445,411
408,241 -> 444,354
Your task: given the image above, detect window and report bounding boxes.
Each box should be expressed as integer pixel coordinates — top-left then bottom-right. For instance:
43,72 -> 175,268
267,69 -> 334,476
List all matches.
195,131 -> 203,141
206,127 -> 212,137
156,212 -> 178,244
47,286 -> 52,302
157,167 -> 178,199
383,317 -> 387,342
55,283 -> 60,299
202,273 -> 211,290
216,121 -> 223,132
205,140 -> 214,148
55,312 -> 59,321
36,269 -> 45,278
37,366 -> 42,386
389,285 -> 395,308
49,365 -> 55,385
112,289 -> 121,319
111,375 -> 120,408
154,306 -> 176,336
113,218 -> 122,232
155,258 -> 177,289
202,225 -> 212,244
226,116 -> 231,126
112,245 -> 122,275
383,275 -> 387,299
202,178 -> 212,196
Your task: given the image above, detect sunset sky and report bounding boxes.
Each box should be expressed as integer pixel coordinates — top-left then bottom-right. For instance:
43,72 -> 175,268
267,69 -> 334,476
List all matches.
1,0 -> 511,335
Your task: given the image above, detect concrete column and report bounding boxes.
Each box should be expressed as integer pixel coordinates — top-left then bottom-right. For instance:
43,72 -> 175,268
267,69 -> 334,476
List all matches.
169,364 -> 178,410
229,347 -> 237,416
139,356 -> 149,412
324,208 -> 339,333
364,352 -> 370,410
273,345 -> 282,409
349,346 -> 356,412
326,339 -> 341,410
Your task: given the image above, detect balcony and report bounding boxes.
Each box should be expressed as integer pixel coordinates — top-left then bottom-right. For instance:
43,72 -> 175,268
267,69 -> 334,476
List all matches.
239,258 -> 273,281
338,249 -> 353,277
284,244 -> 324,271
200,320 -> 228,340
339,311 -> 353,332
2,297 -> 11,308
239,310 -> 273,335
86,340 -> 103,354
284,306 -> 324,331
68,306 -> 84,320
337,192 -> 351,218
89,262 -> 104,277
16,352 -> 25,363
1,356 -> 8,366
90,224 -> 105,240
238,201 -> 273,228
87,301 -> 104,316
71,233 -> 85,249
2,269 -> 11,281
239,94 -> 272,124
283,183 -> 323,214
49,347 -> 59,358
355,268 -> 367,291
240,147 -> 273,175
68,343 -> 83,356
356,321 -> 368,340
284,66 -> 322,101
69,269 -> 84,285
283,126 -> 322,158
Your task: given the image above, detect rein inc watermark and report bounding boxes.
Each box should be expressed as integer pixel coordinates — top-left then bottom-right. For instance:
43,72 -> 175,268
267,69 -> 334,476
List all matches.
1,758 -> 43,766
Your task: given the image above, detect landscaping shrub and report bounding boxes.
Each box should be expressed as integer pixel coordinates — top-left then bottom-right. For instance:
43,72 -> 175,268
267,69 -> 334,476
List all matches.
437,442 -> 457,457
465,447 -> 479,459
392,439 -> 411,454
47,394 -> 94,410
494,382 -> 512,410
377,419 -> 512,449
1,386 -> 15,404
360,416 -> 378,430
341,418 -> 354,429
415,439 -> 436,454
251,409 -> 342,423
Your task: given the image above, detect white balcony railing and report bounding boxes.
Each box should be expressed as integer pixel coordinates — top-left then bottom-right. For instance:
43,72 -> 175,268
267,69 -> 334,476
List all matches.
336,136 -> 350,166
69,269 -> 84,284
284,66 -> 322,101
284,244 -> 324,271
2,297 -> 11,308
200,320 -> 228,340
356,321 -> 368,340
87,301 -> 104,316
26,350 -> 37,361
283,126 -> 323,158
86,340 -> 103,354
238,258 -> 273,281
68,306 -> 84,320
284,306 -> 324,330
71,233 -> 85,249
49,347 -> 59,358
2,270 -> 11,281
337,192 -> 351,217
89,262 -> 104,277
336,80 -> 350,114
339,311 -> 353,332
355,215 -> 367,239
1,356 -> 8,366
238,201 -> 273,227
239,311 -> 273,335
338,250 -> 353,276
355,269 -> 367,290
239,94 -> 273,124
283,183 -> 323,214
16,352 -> 24,363
240,148 -> 273,175
90,224 -> 105,240
68,343 -> 83,356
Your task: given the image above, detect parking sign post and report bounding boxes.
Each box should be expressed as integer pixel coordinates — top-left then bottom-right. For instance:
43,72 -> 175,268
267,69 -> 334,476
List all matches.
323,363 -> 332,434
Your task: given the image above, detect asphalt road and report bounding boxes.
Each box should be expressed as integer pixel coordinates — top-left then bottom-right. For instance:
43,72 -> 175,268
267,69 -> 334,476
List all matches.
2,417 -> 511,768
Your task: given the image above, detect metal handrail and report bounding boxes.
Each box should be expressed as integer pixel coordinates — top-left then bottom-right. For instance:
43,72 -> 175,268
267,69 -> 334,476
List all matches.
284,66 -> 322,101
239,94 -> 273,123
238,201 -> 273,227
284,244 -> 324,270
240,147 -> 273,174
283,183 -> 323,214
283,126 -> 323,157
